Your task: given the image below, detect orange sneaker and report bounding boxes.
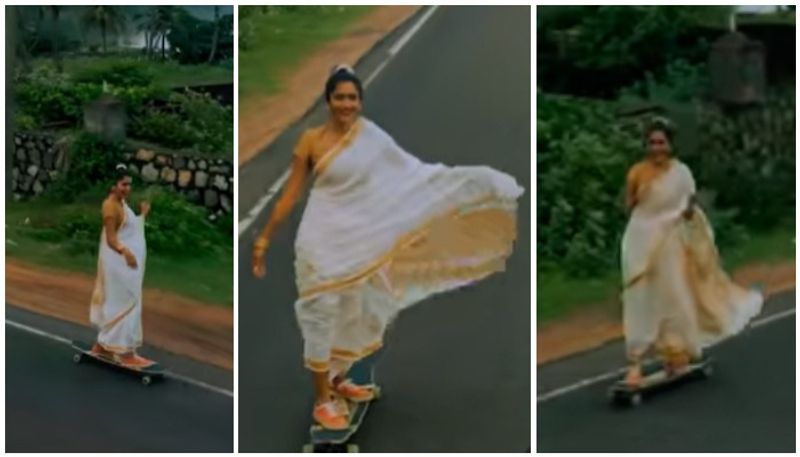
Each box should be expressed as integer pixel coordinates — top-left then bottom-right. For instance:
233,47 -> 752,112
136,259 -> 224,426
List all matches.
90,343 -> 112,357
118,353 -> 155,369
334,379 -> 374,403
313,400 -> 349,430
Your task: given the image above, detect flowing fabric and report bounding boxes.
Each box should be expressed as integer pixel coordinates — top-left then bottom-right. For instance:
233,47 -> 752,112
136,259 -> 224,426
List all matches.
621,159 -> 762,361
90,201 -> 147,353
293,118 -> 524,374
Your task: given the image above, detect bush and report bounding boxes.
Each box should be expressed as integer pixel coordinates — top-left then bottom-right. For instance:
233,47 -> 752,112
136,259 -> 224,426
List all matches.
19,186 -> 231,258
15,75 -> 102,128
687,87 -> 796,229
73,60 -> 155,87
130,90 -> 233,155
134,187 -> 231,257
538,6 -> 730,97
537,92 -> 641,276
45,132 -> 125,202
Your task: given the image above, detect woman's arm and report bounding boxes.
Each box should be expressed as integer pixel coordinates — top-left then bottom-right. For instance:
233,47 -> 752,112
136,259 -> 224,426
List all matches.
252,133 -> 312,277
103,202 -> 137,268
255,154 -> 309,246
625,164 -> 640,211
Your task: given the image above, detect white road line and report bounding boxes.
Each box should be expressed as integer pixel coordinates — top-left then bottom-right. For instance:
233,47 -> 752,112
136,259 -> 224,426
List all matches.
6,319 -> 234,398
7,319 -> 72,344
237,168 -> 291,237
388,5 -> 439,56
537,307 -> 796,404
238,6 -> 440,238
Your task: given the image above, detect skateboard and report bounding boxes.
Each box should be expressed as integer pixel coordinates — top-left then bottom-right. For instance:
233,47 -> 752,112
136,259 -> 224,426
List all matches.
608,357 -> 713,407
71,340 -> 165,386
303,354 -> 381,453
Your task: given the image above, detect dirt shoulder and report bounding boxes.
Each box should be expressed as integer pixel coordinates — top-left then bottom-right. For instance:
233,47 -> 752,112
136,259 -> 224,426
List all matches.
537,260 -> 795,365
6,259 -> 233,370
238,5 -> 422,166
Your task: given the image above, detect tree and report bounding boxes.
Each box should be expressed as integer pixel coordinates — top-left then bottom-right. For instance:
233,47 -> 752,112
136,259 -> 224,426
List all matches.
153,6 -> 179,61
82,6 -> 126,53
207,6 -> 220,63
134,7 -> 158,59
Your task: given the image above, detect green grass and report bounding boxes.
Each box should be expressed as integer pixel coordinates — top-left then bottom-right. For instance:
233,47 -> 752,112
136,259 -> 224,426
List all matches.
537,223 -> 795,323
238,6 -> 374,103
32,55 -> 233,88
6,199 -> 233,307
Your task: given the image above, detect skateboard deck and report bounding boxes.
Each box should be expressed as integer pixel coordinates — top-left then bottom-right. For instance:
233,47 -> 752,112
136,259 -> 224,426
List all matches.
304,353 -> 381,453
609,357 -> 713,406
71,340 -> 164,386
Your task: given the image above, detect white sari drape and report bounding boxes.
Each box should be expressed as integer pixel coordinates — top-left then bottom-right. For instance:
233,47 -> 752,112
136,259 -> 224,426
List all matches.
90,202 -> 147,353
622,160 -> 762,361
294,118 -> 524,373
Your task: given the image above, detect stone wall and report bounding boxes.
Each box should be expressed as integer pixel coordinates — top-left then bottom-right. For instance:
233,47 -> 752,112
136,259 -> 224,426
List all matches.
10,131 -> 233,215
10,132 -> 64,198
123,147 -> 233,216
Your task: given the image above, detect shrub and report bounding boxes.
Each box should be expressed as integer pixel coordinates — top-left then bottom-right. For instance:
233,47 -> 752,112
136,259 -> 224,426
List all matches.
130,90 -> 232,155
73,60 -> 155,87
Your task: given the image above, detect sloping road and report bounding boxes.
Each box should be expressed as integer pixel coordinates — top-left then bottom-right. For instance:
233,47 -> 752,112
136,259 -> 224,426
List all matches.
238,6 -> 531,452
537,290 -> 795,452
5,306 -> 233,452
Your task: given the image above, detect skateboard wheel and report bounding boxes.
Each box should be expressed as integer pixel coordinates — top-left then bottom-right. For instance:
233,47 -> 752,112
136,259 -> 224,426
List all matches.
73,353 -> 83,364
301,444 -> 313,453
630,393 -> 642,406
347,443 -> 359,453
701,364 -> 713,378
141,375 -> 152,386
372,386 -> 382,400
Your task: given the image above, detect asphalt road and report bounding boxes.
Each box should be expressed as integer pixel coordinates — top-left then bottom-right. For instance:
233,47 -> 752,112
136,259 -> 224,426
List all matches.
537,290 -> 796,453
5,306 -> 233,452
238,6 -> 531,452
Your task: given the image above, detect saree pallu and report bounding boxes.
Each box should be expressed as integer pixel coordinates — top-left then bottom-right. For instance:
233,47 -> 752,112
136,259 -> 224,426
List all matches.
90,202 -> 147,353
293,118 -> 524,373
621,160 -> 762,361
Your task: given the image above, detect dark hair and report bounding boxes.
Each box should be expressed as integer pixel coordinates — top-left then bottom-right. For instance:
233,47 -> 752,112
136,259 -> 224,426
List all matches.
324,67 -> 363,102
644,117 -> 675,144
112,164 -> 131,184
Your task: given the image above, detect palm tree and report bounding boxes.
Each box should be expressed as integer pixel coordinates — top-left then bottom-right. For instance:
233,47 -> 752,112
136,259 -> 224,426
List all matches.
82,6 -> 126,53
134,7 -> 158,58
207,6 -> 220,63
142,6 -> 179,61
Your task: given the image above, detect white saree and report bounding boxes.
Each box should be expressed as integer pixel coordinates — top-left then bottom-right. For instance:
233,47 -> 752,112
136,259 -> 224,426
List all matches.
90,201 -> 147,353
294,118 -> 524,374
621,159 -> 762,361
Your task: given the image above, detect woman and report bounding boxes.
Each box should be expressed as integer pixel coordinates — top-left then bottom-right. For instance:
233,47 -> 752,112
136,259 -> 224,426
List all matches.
252,65 -> 524,429
90,164 -> 154,368
621,118 -> 763,386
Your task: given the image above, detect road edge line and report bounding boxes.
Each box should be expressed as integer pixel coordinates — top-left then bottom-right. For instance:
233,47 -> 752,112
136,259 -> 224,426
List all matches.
536,307 -> 796,404
6,318 -> 234,398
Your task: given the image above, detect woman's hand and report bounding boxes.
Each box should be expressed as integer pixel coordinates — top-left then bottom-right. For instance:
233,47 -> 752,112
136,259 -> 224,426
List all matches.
140,201 -> 151,218
122,248 -> 138,269
252,238 -> 269,278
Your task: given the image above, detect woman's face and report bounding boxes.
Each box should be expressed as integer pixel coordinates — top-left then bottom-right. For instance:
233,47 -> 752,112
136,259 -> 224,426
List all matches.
647,130 -> 671,162
113,176 -> 132,198
328,81 -> 361,125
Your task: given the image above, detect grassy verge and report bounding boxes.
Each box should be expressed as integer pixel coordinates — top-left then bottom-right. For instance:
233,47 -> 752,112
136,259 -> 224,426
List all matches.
6,199 -> 233,307
31,55 -> 233,88
537,223 -> 795,323
238,6 -> 374,103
